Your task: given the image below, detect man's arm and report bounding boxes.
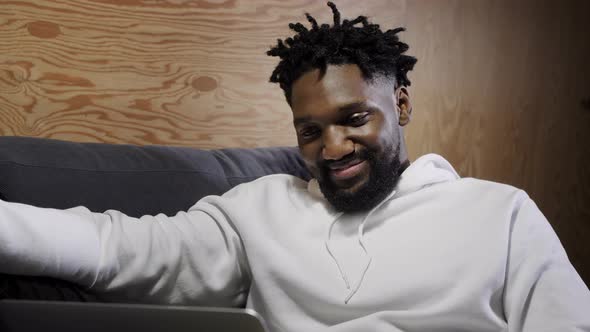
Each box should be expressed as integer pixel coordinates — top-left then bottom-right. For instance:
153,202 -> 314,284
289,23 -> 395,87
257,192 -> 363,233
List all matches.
504,197 -> 590,331
0,198 -> 250,306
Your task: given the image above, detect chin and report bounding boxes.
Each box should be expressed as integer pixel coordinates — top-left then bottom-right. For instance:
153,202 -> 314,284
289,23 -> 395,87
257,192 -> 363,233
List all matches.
332,175 -> 370,195
319,173 -> 391,213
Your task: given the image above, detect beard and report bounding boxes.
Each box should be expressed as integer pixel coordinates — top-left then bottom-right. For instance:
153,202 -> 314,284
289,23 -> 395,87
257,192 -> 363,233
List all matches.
317,143 -> 402,213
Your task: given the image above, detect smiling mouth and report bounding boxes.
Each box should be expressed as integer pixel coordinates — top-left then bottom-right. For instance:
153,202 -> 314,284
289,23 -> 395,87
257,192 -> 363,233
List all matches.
329,160 -> 367,181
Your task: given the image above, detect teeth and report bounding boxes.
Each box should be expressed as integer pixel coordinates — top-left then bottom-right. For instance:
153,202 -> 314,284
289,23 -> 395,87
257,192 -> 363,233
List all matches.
331,165 -> 350,171
330,163 -> 363,174
331,161 -> 360,171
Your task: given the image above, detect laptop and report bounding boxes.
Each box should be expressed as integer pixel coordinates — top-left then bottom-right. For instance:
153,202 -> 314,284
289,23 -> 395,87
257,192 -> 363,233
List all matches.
0,299 -> 268,332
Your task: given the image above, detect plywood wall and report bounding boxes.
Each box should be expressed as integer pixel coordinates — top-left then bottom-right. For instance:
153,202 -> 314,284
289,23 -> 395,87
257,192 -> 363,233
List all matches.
0,0 -> 403,147
1,1 -> 589,285
403,0 -> 590,287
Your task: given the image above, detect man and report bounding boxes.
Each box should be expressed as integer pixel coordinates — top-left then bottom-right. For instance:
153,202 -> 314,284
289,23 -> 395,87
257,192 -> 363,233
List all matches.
1,2 -> 589,331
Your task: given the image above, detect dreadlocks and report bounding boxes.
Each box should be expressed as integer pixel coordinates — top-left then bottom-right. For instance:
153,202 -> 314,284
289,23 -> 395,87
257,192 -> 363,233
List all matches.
267,2 -> 417,104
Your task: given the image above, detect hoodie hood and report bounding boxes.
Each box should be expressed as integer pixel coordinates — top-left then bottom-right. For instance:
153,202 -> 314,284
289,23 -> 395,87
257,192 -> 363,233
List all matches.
394,153 -> 460,197
307,153 -> 460,202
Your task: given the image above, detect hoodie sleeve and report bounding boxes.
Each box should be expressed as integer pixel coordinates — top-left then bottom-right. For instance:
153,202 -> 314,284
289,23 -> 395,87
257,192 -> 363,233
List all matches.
0,197 -> 250,306
504,196 -> 590,331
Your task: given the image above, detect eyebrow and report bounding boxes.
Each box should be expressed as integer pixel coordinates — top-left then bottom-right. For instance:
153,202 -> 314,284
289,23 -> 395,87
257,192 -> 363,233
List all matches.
293,101 -> 369,126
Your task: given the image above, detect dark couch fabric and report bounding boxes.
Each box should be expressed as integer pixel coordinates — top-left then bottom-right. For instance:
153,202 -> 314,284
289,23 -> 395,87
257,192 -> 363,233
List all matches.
0,136 -> 311,303
0,274 -> 99,302
0,136 -> 310,217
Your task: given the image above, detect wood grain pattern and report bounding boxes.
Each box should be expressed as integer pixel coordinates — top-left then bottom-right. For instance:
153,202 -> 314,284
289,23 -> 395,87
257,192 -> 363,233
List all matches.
0,0 -> 404,147
0,0 -> 589,285
405,0 -> 590,285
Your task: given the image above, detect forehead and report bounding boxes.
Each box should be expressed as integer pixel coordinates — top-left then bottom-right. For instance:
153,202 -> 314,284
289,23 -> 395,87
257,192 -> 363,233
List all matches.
290,64 -> 393,117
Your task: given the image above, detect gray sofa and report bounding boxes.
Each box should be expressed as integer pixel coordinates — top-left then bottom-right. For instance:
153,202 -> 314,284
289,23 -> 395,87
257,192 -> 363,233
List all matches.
0,136 -> 310,303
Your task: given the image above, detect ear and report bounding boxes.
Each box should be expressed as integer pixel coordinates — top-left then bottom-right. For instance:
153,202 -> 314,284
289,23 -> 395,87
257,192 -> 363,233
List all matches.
395,86 -> 412,126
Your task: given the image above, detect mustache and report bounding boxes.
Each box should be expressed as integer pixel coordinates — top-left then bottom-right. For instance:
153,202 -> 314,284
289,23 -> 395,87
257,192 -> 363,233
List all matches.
318,149 -> 372,170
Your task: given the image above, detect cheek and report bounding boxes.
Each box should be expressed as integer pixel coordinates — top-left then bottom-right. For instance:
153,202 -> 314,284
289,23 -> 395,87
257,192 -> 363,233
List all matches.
298,144 -> 321,175
356,118 -> 393,151
377,125 -> 397,148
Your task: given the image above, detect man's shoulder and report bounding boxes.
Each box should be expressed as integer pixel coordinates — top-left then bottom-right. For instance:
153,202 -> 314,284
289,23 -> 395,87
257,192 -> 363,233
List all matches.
446,177 -> 530,206
191,174 -> 309,212
238,173 -> 308,189
222,174 -> 309,198
458,177 -> 522,192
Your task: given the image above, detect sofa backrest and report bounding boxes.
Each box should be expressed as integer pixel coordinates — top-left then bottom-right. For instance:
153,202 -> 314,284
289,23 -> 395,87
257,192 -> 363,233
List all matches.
0,136 -> 310,217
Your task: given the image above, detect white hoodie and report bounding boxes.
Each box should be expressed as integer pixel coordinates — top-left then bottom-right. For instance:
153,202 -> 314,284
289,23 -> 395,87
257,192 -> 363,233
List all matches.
1,154 -> 589,332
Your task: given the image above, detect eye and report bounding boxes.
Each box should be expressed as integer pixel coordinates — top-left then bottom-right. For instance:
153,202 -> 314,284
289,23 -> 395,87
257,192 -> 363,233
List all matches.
347,112 -> 369,126
299,126 -> 320,140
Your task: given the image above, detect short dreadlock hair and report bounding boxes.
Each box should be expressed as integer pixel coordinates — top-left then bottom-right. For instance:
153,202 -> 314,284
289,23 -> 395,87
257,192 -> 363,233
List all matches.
267,2 -> 417,105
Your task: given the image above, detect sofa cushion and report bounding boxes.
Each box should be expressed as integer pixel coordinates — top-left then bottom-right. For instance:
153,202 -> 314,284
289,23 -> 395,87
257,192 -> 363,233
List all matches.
0,136 -> 310,217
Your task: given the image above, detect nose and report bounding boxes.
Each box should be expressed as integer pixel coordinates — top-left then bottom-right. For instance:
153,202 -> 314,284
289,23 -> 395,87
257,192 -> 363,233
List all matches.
322,126 -> 354,160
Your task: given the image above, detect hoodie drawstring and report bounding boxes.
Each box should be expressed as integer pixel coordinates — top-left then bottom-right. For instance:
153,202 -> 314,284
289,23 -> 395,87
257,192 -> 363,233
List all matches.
325,190 -> 396,304
325,213 -> 349,289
